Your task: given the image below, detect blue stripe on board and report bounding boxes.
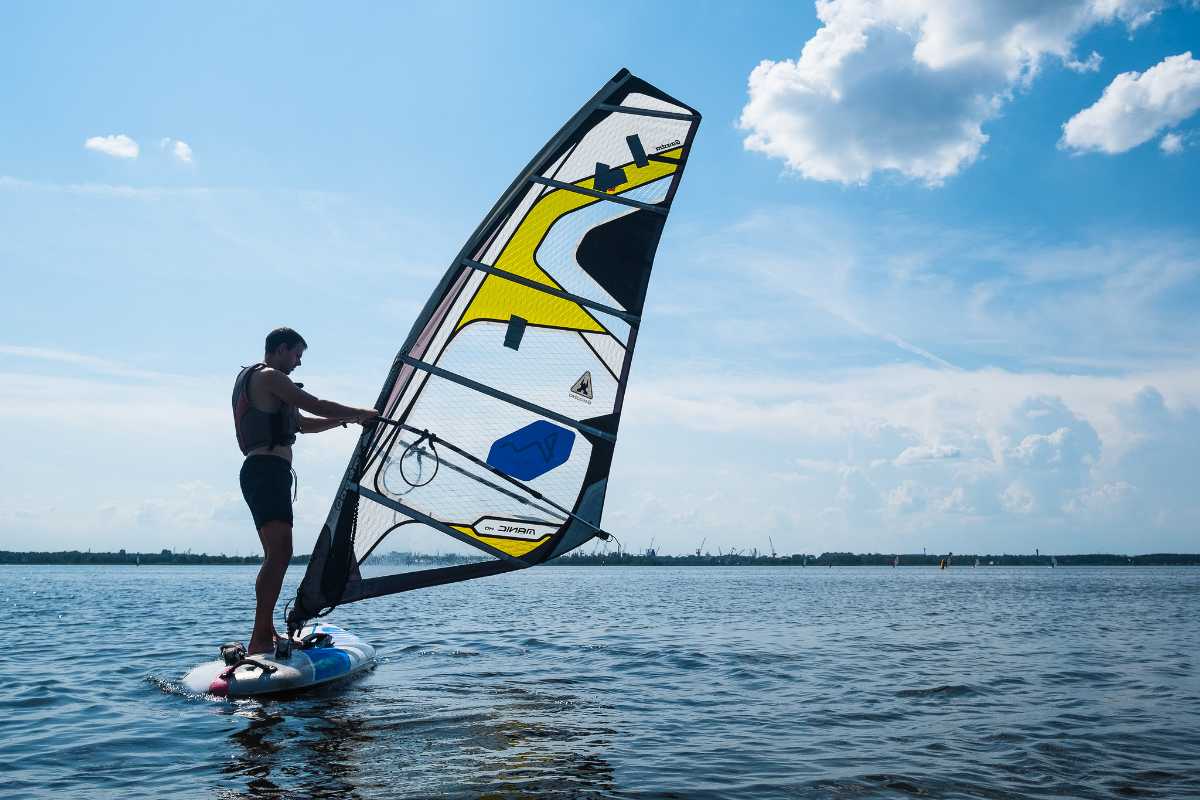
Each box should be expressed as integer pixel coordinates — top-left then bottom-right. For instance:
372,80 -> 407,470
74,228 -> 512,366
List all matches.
308,648 -> 353,681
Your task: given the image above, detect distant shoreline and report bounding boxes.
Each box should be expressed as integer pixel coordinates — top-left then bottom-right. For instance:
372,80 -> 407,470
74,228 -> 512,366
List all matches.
2,550 -> 1198,567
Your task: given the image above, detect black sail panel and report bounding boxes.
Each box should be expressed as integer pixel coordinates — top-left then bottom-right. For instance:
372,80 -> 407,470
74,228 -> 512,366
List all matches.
287,69 -> 701,630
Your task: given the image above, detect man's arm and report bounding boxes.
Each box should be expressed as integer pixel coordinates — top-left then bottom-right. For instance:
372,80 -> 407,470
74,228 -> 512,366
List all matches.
297,414 -> 358,434
259,369 -> 376,422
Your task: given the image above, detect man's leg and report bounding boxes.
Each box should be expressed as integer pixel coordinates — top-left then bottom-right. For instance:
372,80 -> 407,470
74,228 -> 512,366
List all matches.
248,520 -> 292,655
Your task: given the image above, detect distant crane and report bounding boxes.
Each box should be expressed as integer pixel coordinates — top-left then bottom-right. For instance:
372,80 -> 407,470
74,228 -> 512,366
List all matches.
696,538 -> 706,557
646,536 -> 657,558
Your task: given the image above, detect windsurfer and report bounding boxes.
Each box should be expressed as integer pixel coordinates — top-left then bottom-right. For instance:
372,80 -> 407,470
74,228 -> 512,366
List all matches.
233,327 -> 378,655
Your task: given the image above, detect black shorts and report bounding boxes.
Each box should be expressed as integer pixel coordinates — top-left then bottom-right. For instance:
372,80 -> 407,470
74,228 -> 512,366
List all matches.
240,455 -> 294,530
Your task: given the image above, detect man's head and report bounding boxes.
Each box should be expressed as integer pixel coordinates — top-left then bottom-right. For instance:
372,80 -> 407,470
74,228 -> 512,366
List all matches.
264,327 -> 307,374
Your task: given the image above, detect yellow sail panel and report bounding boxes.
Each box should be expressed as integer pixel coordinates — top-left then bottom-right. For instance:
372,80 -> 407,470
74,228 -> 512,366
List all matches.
451,525 -> 550,558
457,275 -> 605,333
455,154 -> 680,332
493,153 -> 680,285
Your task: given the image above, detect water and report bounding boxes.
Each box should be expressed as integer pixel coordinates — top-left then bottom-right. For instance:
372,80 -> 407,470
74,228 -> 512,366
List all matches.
2,565 -> 1198,799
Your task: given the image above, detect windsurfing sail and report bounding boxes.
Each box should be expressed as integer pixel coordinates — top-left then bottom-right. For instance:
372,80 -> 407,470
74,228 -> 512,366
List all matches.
287,69 -> 700,630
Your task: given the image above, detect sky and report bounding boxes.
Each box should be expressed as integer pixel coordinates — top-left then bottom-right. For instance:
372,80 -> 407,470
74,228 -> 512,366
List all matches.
2,1 -> 1199,558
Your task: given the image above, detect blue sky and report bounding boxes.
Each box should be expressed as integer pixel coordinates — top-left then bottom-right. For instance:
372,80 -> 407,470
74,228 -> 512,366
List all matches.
3,1 -> 1199,557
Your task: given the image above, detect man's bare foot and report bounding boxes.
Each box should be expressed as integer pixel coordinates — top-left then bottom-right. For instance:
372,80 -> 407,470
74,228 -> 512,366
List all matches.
246,637 -> 275,656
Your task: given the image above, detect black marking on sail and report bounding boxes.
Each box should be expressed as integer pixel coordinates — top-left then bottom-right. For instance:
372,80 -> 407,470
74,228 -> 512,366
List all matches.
580,412 -> 619,439
626,134 -> 649,167
575,209 -> 666,314
593,162 -> 627,192
548,413 -> 619,558
503,314 -> 527,350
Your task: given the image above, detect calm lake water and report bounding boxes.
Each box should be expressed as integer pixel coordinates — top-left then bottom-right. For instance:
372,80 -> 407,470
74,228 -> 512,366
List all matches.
2,564 -> 1198,799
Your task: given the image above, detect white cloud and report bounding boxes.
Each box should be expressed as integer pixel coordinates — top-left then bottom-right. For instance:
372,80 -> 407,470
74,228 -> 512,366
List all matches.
887,480 -> 927,514
691,206 -> 1200,375
160,137 -> 194,164
739,1 -> 1167,184
1065,51 -> 1104,73
1061,52 -> 1200,154
1065,481 -> 1134,515
0,175 -> 212,199
895,443 -> 961,466
1001,481 -> 1036,514
84,134 -> 139,159
938,486 -> 975,514
1007,428 -> 1076,469
1160,131 -> 1185,153
0,344 -> 180,380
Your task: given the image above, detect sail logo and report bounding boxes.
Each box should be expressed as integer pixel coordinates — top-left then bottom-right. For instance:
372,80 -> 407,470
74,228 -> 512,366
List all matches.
570,371 -> 593,403
486,420 -> 576,480
655,139 -> 681,152
472,517 -> 557,541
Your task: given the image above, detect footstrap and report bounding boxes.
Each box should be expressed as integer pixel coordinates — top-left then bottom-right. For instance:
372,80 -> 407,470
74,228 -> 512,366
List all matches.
218,657 -> 278,681
299,632 -> 334,649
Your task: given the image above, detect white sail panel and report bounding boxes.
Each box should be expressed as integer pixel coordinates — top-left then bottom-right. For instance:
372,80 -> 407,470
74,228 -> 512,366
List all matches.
548,115 -> 691,186
622,92 -> 692,115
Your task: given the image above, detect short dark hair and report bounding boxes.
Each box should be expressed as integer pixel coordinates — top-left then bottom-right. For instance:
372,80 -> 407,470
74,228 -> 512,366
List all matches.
264,327 -> 307,354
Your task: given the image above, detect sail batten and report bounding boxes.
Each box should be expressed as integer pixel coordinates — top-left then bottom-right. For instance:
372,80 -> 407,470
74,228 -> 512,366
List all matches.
352,484 -> 532,565
286,69 -> 700,631
529,177 -> 669,213
597,103 -> 698,120
398,355 -> 617,441
461,259 -> 640,323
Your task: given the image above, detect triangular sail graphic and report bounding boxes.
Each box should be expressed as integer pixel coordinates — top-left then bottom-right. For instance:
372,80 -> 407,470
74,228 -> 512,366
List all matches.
287,69 -> 700,630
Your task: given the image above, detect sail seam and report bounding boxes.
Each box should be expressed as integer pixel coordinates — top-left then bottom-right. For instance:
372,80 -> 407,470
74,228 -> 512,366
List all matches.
461,259 -> 639,324
530,176 -> 668,214
399,355 -> 617,442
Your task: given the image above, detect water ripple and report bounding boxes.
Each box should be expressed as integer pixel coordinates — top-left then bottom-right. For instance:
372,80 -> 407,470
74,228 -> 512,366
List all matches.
2,565 -> 1199,798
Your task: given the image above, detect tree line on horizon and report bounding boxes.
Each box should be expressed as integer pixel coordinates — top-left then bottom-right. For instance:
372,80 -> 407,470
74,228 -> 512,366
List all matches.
2,549 -> 1198,566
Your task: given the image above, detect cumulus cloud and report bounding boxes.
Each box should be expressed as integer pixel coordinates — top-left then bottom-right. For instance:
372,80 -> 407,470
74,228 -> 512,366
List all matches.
1061,52 -> 1200,154
1159,131 -> 1186,153
1065,481 -> 1135,515
1001,481 -> 1036,514
1065,51 -> 1104,73
160,137 -> 194,164
84,134 -> 139,159
895,443 -> 961,466
739,0 -> 1167,184
887,480 -> 927,514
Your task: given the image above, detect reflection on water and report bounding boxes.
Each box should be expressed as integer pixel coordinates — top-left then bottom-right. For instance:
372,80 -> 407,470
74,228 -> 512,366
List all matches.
215,678 -> 616,798
220,692 -> 373,799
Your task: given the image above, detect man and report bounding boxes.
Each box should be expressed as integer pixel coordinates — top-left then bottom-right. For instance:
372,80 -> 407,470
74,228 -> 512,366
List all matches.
233,327 -> 377,655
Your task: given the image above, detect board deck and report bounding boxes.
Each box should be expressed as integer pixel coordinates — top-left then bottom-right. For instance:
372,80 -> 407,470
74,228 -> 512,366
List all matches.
183,623 -> 375,698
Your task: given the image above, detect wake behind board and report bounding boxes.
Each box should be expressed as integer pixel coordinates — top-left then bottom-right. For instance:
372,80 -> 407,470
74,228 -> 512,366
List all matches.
183,623 -> 375,698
